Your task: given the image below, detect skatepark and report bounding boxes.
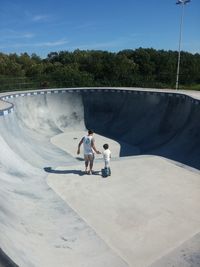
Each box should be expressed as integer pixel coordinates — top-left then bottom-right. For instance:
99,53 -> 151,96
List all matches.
0,87 -> 200,267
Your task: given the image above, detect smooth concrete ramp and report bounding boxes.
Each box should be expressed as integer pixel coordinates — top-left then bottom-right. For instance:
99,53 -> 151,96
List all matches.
0,88 -> 200,267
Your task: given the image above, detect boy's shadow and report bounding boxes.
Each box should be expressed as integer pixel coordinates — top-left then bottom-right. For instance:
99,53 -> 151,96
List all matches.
44,167 -> 101,176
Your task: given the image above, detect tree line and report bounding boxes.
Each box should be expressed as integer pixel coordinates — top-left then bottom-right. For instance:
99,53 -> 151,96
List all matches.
0,48 -> 200,92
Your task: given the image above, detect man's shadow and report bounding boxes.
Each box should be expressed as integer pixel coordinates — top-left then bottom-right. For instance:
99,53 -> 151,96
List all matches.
44,167 -> 101,176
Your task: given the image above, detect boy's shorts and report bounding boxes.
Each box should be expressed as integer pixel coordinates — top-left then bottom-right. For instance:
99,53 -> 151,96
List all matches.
105,160 -> 110,168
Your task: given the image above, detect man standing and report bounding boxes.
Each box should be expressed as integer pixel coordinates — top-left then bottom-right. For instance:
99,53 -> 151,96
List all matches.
77,130 -> 101,174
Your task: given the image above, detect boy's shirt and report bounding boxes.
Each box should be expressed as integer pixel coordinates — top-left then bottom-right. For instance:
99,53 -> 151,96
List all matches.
103,149 -> 111,161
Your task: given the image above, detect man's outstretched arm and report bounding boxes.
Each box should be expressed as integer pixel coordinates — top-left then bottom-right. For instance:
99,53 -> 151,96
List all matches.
91,139 -> 101,154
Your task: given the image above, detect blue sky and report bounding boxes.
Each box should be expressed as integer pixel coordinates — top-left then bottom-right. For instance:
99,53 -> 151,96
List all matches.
0,0 -> 199,58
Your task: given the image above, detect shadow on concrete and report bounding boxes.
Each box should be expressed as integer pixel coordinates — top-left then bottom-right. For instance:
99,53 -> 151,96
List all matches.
75,157 -> 85,161
44,167 -> 84,175
44,167 -> 101,176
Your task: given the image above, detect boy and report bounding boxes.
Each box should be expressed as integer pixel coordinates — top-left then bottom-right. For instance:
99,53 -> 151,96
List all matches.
102,143 -> 111,177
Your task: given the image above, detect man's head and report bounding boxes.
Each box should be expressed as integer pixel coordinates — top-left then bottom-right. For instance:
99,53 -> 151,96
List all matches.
103,144 -> 109,150
88,129 -> 94,135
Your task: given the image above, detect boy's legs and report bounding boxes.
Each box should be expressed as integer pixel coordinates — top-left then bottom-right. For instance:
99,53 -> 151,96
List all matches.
105,160 -> 111,176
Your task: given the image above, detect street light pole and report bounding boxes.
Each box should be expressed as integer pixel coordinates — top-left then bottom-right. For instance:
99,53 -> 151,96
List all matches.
175,0 -> 191,90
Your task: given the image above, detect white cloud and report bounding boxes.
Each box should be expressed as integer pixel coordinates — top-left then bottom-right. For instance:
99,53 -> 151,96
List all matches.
21,33 -> 35,39
22,33 -> 35,39
32,15 -> 49,22
74,22 -> 96,30
0,29 -> 35,40
34,40 -> 69,47
0,39 -> 69,49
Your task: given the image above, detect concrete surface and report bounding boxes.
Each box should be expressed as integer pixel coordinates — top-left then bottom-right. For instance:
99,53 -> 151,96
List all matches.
47,155 -> 200,267
0,87 -> 200,267
149,232 -> 200,267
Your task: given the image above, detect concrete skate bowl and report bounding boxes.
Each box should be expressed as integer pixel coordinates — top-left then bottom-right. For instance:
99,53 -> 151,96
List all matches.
0,87 -> 200,267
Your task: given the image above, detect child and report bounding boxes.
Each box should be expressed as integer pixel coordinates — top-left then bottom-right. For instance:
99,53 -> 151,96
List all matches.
102,144 -> 111,177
